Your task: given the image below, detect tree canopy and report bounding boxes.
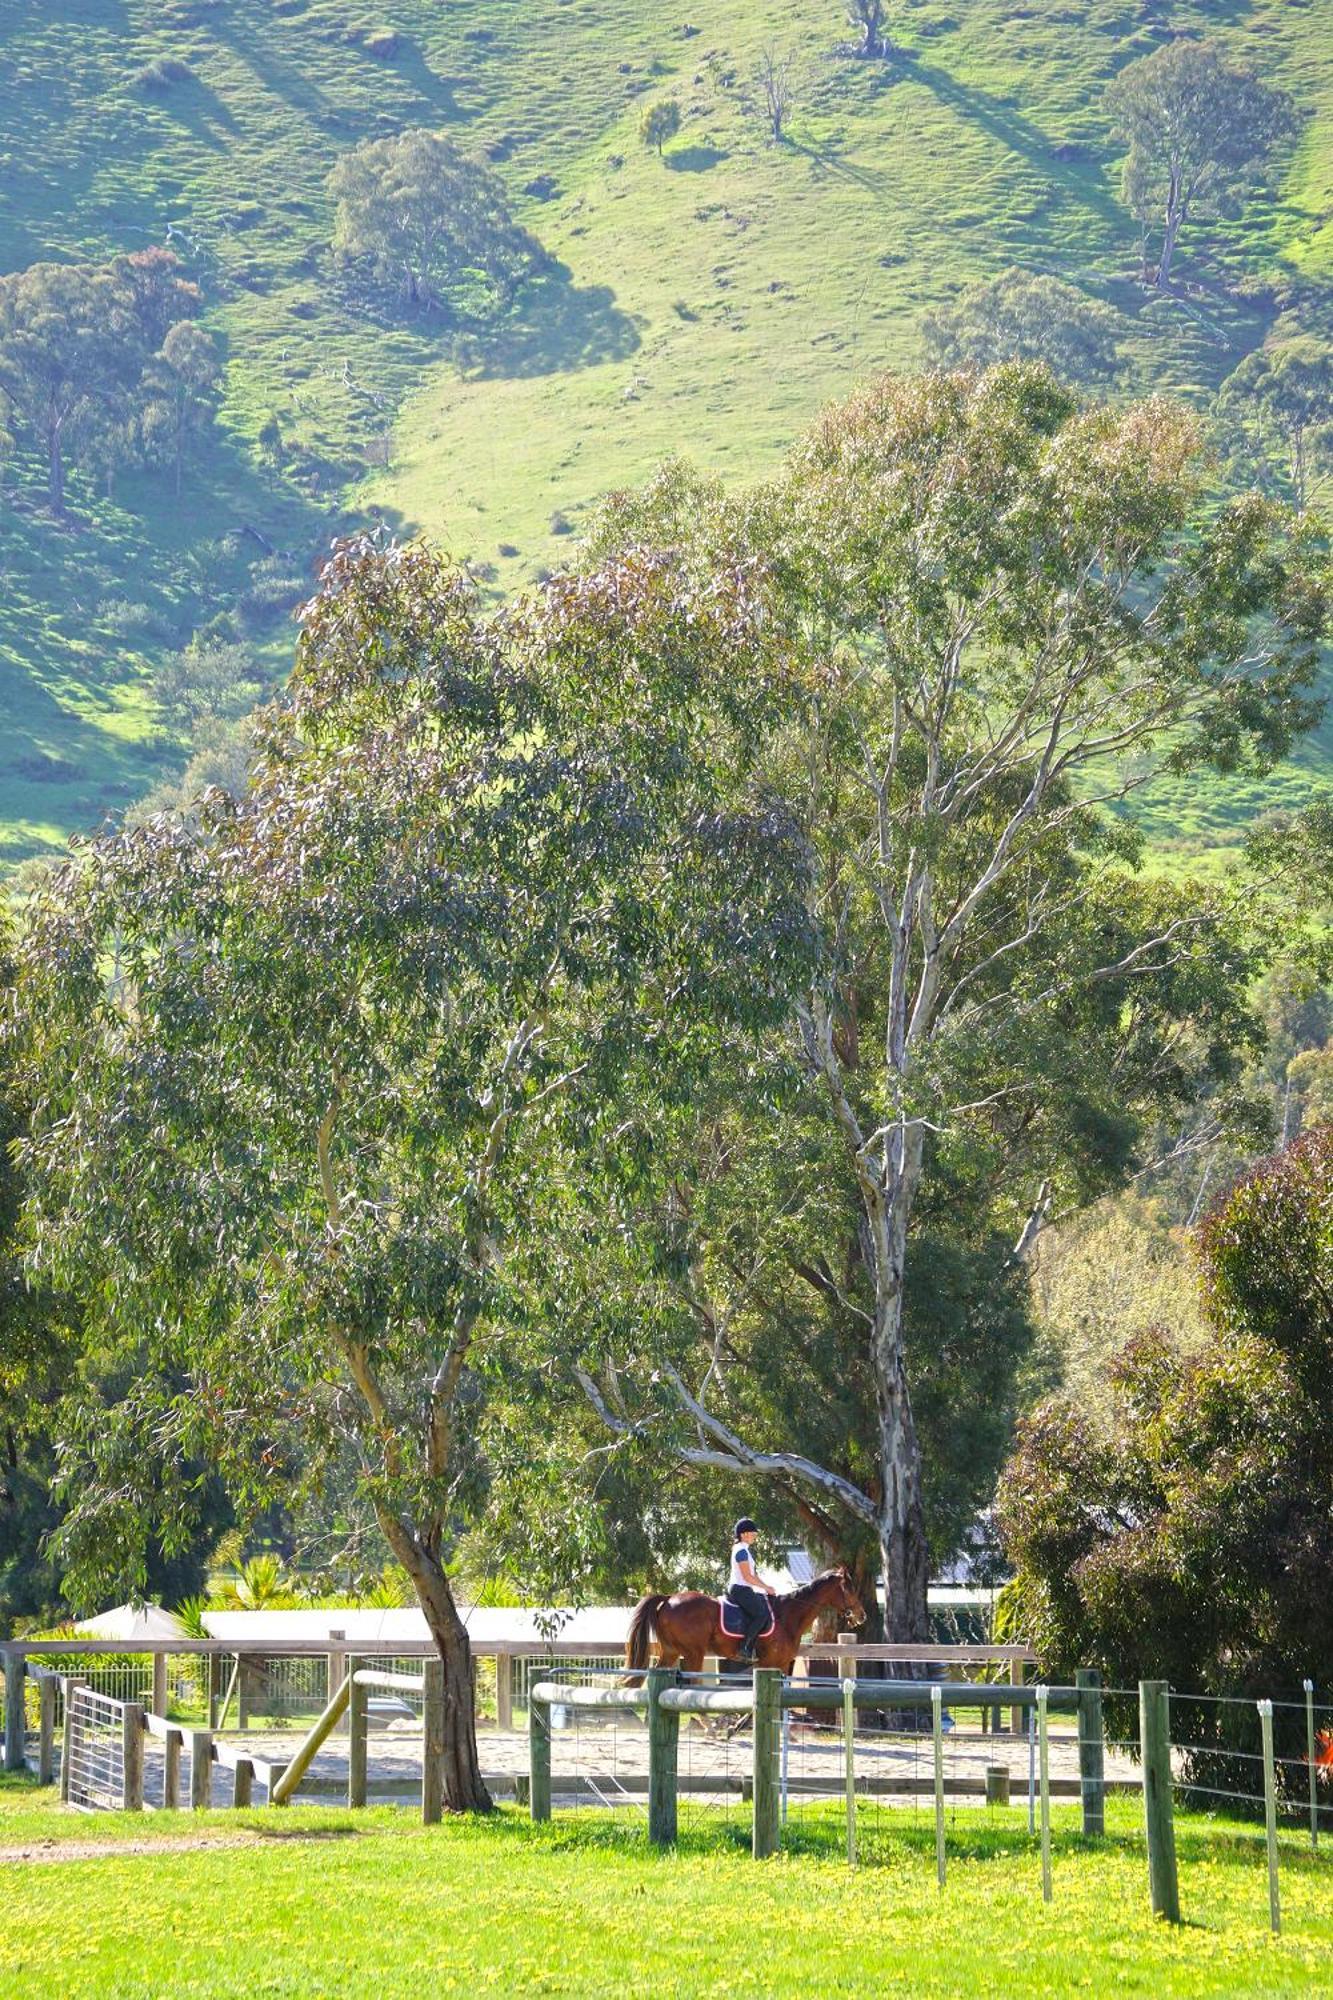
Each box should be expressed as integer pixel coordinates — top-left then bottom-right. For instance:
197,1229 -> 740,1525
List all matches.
565,366 -> 1330,1638
999,1127 -> 1333,1797
1104,39 -> 1299,290
0,248 -> 207,513
328,128 -> 543,314
922,269 -> 1123,385
639,101 -> 682,158
1219,333 -> 1333,514
11,536 -> 810,1804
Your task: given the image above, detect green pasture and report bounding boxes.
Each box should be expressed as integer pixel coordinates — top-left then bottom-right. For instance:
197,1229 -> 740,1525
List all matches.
3,1776 -> 1331,1997
1,0 -> 1332,864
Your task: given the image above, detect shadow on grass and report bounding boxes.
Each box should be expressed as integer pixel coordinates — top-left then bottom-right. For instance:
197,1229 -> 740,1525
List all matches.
139,70 -> 240,151
665,145 -> 729,173
211,10 -> 343,127
390,40 -> 467,123
467,262 -> 639,379
905,58 -> 1122,230
789,137 -> 884,196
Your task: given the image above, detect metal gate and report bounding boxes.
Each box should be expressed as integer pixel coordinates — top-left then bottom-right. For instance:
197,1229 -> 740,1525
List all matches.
63,1686 -> 129,1811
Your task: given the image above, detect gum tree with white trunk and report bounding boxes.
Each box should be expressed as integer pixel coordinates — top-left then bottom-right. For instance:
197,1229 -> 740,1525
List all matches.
574,366 -> 1331,1639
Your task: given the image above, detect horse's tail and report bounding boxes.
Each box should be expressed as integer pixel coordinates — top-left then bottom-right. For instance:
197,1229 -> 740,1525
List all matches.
624,1593 -> 669,1684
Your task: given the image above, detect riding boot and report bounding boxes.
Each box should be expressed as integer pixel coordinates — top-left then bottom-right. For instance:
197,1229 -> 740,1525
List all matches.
739,1636 -> 758,1663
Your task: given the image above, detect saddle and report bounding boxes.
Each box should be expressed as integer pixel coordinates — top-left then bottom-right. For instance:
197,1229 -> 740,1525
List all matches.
717,1596 -> 776,1641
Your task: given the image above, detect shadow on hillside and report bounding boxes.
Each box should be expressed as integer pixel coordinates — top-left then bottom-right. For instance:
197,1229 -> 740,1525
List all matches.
666,145 -> 728,173
143,71 -> 240,151
391,41 -> 466,122
906,59 -> 1121,226
789,138 -> 883,196
467,262 -> 639,380
210,11 -> 342,126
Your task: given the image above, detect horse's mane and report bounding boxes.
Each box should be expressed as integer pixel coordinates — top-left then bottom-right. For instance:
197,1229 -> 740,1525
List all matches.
776,1570 -> 846,1610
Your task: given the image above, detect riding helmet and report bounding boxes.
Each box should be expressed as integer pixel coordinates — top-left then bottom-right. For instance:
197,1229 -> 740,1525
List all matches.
734,1517 -> 759,1538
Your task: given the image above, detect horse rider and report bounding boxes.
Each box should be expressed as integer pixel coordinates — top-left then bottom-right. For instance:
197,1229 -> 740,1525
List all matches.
726,1517 -> 778,1662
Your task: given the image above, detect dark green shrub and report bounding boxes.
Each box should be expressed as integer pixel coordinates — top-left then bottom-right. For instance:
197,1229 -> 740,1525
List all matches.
999,1128 -> 1333,1807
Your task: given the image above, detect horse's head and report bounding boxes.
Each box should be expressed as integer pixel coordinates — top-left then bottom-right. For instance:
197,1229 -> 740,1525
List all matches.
830,1565 -> 867,1627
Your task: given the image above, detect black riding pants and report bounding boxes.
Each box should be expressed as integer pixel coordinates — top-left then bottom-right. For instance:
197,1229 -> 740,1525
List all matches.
725,1584 -> 768,1644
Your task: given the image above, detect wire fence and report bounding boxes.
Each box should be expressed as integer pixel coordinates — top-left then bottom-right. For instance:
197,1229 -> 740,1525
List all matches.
12,1646 -> 1333,1936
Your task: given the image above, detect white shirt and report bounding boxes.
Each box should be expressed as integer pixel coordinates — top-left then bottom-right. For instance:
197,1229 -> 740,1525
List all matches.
729,1541 -> 759,1590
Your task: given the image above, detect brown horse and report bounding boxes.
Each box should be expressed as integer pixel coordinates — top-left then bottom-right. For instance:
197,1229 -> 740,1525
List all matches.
625,1567 -> 867,1679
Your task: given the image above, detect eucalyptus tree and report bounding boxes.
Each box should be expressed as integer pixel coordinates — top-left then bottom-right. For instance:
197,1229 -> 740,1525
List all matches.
11,538 -> 809,1808
0,248 -> 201,514
328,129 -> 542,314
922,269 -> 1124,386
571,366 -> 1331,1639
1103,39 -> 1298,290
1219,334 -> 1333,514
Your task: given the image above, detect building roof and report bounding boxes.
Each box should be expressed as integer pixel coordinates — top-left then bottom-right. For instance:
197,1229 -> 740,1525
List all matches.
73,1603 -> 189,1640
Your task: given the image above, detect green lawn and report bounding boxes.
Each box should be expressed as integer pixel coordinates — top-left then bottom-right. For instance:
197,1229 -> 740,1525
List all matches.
3,1776 -> 1331,1998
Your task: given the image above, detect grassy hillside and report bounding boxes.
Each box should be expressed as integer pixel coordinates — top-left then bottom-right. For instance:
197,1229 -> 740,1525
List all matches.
1,0 -> 1331,864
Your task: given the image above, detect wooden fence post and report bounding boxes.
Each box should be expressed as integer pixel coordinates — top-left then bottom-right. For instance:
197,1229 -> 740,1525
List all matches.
495,1652 -> 513,1733
528,1673 -> 551,1822
189,1729 -> 214,1810
752,1670 -> 782,1859
421,1657 -> 444,1826
646,1667 -> 679,1846
843,1678 -> 857,1867
163,1727 -> 183,1810
1139,1680 -> 1180,1924
348,1669 -> 368,1809
60,1678 -> 77,1803
1076,1668 -> 1105,1838
232,1757 -> 254,1809
326,1639 -> 347,1735
37,1675 -> 57,1787
3,1649 -> 25,1772
122,1704 -> 145,1811
270,1673 -> 351,1806
152,1650 -> 168,1721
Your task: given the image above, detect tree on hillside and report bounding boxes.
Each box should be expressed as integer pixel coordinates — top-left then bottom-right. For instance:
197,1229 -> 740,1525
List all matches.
328,128 -> 542,315
844,0 -> 888,60
152,636 -> 266,731
569,370 -> 1331,1639
0,263 -> 140,515
999,1128 -> 1333,1794
0,249 -> 202,514
1026,1194 -> 1207,1418
1218,335 -> 1333,514
1103,39 -> 1299,291
13,539 -> 810,1808
752,47 -> 799,145
922,269 -> 1124,385
140,321 -> 224,498
110,246 -> 202,354
640,99 -> 682,158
